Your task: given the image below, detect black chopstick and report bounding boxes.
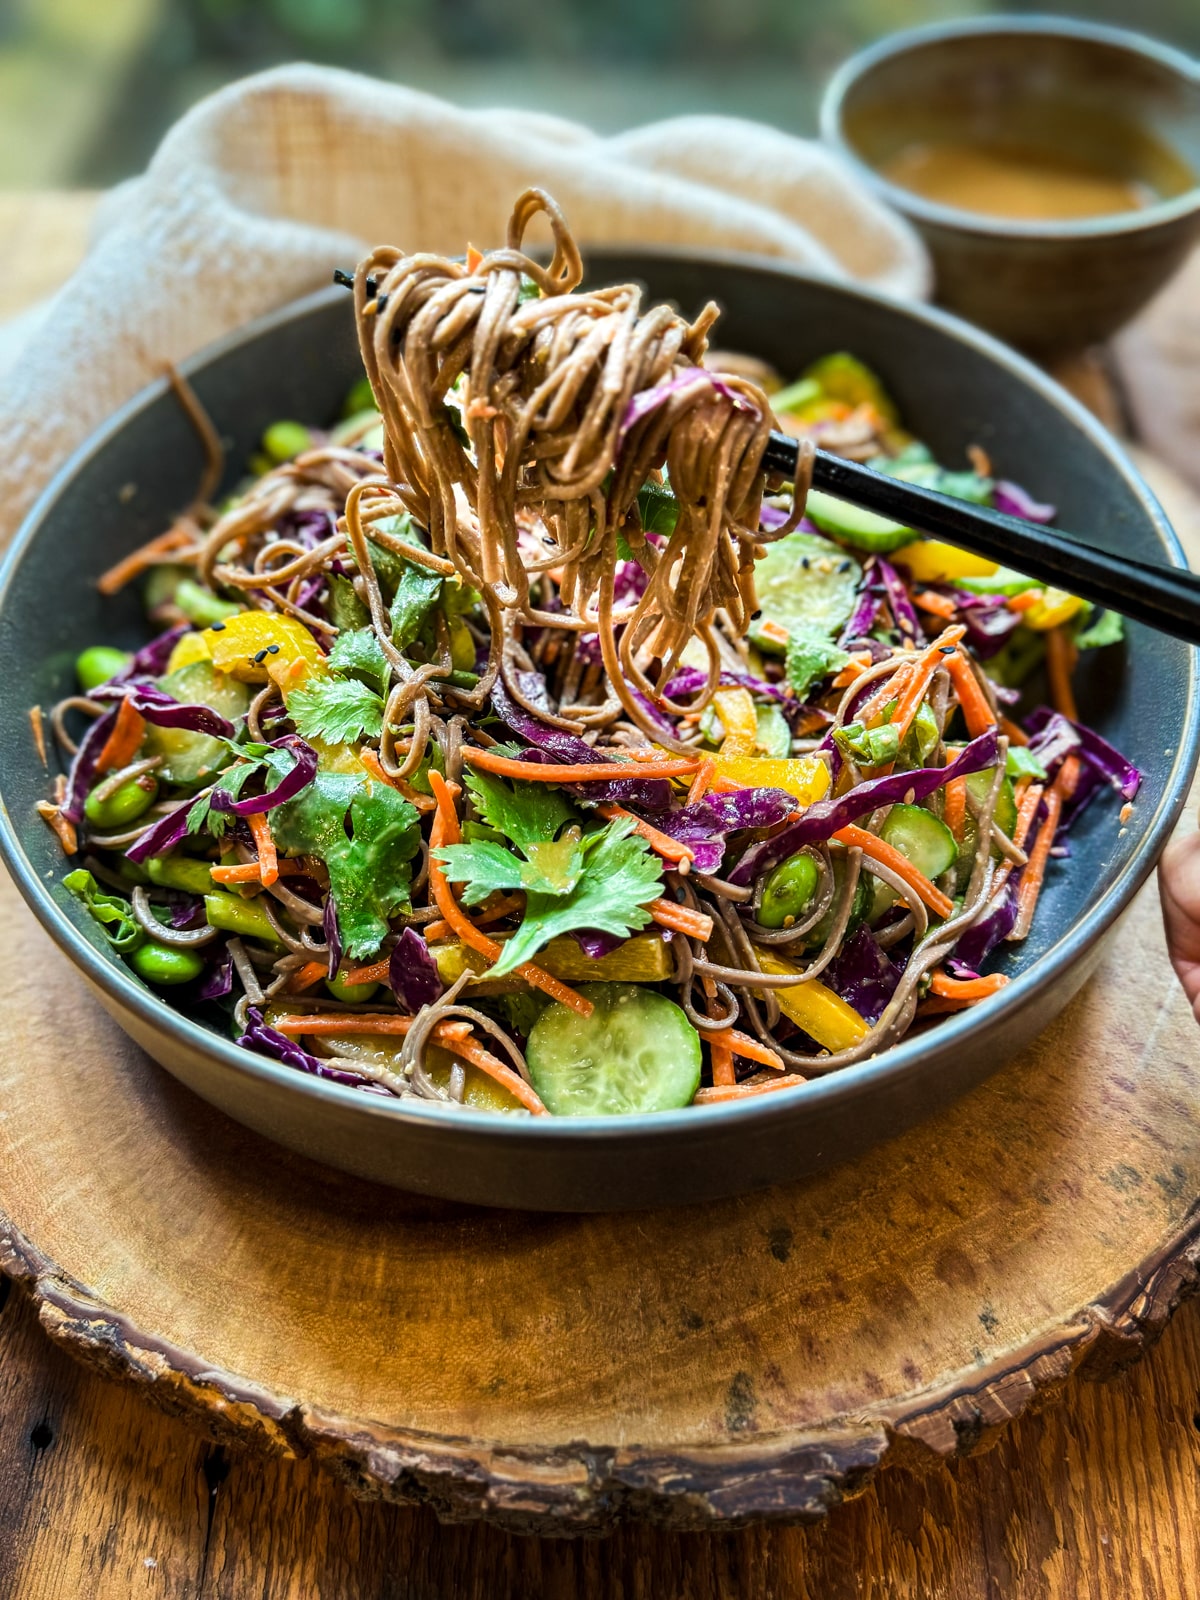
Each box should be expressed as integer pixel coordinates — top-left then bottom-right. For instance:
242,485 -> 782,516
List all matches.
760,433 -> 1200,648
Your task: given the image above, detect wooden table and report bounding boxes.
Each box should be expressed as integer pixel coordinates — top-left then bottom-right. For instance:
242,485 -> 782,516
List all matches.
2,192 -> 1200,1600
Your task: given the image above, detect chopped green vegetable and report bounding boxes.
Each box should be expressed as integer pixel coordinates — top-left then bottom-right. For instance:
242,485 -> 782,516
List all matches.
173,579 -> 241,628
834,720 -> 902,766
327,573 -> 371,632
204,890 -> 284,945
75,646 -> 131,694
262,420 -> 312,462
785,628 -> 851,699
757,851 -> 820,929
752,529 -> 860,648
85,774 -> 158,830
63,868 -> 144,954
1006,745 -> 1048,782
802,352 -> 899,423
769,376 -> 822,415
880,803 -> 957,881
755,703 -> 792,759
1073,607 -> 1125,650
391,560 -> 445,649
129,942 -> 205,986
327,627 -> 390,695
273,771 -> 420,959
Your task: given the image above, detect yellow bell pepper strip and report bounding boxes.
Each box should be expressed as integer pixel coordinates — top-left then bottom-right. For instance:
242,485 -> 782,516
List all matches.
890,539 -> 998,584
712,688 -> 758,759
167,611 -> 327,689
710,753 -> 831,808
1023,587 -> 1085,631
753,948 -> 870,1052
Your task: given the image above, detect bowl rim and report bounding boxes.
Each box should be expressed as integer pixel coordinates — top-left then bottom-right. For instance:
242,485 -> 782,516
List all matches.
1,253 -> 1197,1155
819,13 -> 1200,242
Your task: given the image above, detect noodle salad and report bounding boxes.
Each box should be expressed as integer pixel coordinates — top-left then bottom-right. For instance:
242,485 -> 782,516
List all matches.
37,190 -> 1141,1117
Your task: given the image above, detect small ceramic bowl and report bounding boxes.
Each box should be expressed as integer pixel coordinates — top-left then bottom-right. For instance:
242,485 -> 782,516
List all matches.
821,17 -> 1200,354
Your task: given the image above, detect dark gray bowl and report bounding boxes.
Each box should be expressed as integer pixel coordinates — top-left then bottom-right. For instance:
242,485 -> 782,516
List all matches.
821,17 -> 1200,354
1,255 -> 1196,1211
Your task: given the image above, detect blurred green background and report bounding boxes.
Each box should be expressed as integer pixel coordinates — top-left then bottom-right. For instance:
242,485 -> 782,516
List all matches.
3,0 -> 1198,189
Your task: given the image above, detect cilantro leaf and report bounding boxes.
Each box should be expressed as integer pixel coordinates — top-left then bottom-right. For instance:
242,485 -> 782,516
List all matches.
273,771 -> 420,959
785,626 -> 850,699
327,573 -> 370,632
186,745 -> 282,839
391,561 -> 444,649
521,836 -> 584,895
487,817 -> 662,976
464,768 -> 580,853
435,839 -> 526,906
287,677 -> 384,745
328,627 -> 390,695
1073,607 -> 1125,650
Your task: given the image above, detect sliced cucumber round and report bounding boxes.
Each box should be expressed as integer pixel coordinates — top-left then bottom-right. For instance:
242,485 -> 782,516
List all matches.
526,983 -> 701,1116
880,803 -> 958,880
751,529 -> 860,649
803,490 -> 913,554
965,769 -> 1018,838
143,662 -> 251,785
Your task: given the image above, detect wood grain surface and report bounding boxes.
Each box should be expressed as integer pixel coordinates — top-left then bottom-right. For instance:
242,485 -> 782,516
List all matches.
3,191 -> 1200,1594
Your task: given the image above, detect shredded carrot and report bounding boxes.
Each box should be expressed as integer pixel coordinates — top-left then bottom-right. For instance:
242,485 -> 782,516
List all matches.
1006,590 -> 1042,613
93,697 -> 146,776
29,706 -> 47,770
287,960 -> 331,993
1011,777 -> 1068,941
422,891 -> 526,945
428,769 -> 593,1017
341,956 -> 390,986
884,626 -> 967,739
97,524 -> 197,596
247,810 -> 278,887
755,618 -> 789,649
942,777 -> 967,843
209,858 -> 311,885
834,824 -> 954,919
992,779 -> 1045,897
929,969 -> 1010,1000
462,746 -> 699,783
272,1013 -> 467,1039
725,1030 -> 786,1071
1045,626 -> 1079,722
854,662 -> 915,730
359,748 -> 436,811
913,589 -> 957,620
465,243 -> 484,274
830,651 -> 876,690
915,995 -> 972,1017
36,801 -> 77,856
646,898 -> 713,941
694,1075 -> 807,1104
1057,754 -> 1081,802
1000,714 -> 1029,747
687,758 -> 716,805
595,802 -> 694,864
444,1032 -> 547,1115
709,1036 -> 736,1087
945,650 -> 997,739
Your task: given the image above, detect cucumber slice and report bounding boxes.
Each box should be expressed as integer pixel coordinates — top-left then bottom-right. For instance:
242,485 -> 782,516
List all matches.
880,804 -> 958,880
526,983 -> 701,1116
966,769 -> 1018,837
142,662 -> 250,785
751,530 -> 860,649
803,489 -> 913,554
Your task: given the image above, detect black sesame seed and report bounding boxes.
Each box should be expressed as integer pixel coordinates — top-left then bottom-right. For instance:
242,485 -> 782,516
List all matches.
267,644 -> 281,654
800,557 -> 810,569
252,648 -> 269,664
837,560 -> 852,573
674,885 -> 687,903
751,609 -> 762,620
365,275 -> 377,297
376,293 -> 389,314
210,622 -> 226,632
332,268 -> 354,289
939,645 -> 956,655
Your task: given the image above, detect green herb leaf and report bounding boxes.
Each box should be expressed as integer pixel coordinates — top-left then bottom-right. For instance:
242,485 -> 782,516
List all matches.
63,868 -> 145,954
287,677 -> 385,745
464,768 -> 579,854
434,839 -> 525,906
273,771 -> 420,959
328,627 -> 390,695
185,746 -> 279,839
391,561 -> 444,649
327,573 -> 370,633
833,720 -> 902,766
784,626 -> 851,699
1073,607 -> 1125,650
487,817 -> 662,976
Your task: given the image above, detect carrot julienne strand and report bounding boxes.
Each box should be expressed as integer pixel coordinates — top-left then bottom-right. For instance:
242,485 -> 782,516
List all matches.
942,777 -> 967,843
646,898 -> 713,941
1045,625 -> 1080,723
595,802 -> 695,863
945,649 -> 997,739
97,525 -> 197,596
93,696 -> 146,776
833,824 -> 955,920
882,625 -> 967,740
694,1075 -> 808,1104
247,810 -> 278,887
462,746 -> 700,783
928,969 -> 1010,1000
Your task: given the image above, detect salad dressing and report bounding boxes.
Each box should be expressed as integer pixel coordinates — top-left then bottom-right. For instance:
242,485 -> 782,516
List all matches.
879,138 -> 1156,221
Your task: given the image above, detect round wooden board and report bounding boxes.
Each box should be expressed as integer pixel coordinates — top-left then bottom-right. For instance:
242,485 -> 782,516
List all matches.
2,457 -> 1198,1536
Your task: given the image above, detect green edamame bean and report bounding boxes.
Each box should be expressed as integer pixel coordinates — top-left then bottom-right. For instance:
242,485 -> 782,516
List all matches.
262,420 -> 312,463
128,941 -> 205,986
85,774 -> 158,830
146,855 -> 215,894
342,375 -> 377,416
75,646 -> 132,694
326,974 -> 380,1004
757,851 -> 820,929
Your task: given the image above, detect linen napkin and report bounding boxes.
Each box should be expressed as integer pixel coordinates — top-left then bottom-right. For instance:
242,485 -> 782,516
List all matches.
0,62 -> 928,547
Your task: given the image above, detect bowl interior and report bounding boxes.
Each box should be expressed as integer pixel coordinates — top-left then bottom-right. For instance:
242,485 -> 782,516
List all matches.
831,23 -> 1200,224
0,261 -> 1195,1146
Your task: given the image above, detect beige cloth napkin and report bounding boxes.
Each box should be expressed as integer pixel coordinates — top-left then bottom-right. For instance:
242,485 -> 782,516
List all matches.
0,63 -> 927,545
